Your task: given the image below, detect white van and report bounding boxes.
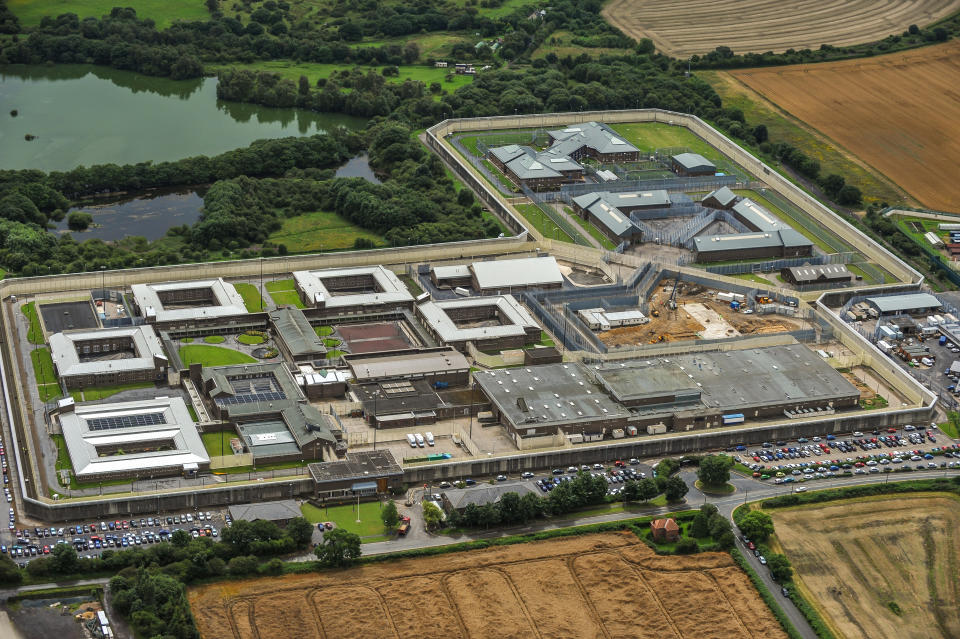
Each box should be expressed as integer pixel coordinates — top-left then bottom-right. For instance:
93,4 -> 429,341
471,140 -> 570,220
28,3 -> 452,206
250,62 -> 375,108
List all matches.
425,432 -> 435,446
405,433 -> 417,448
415,433 -> 425,447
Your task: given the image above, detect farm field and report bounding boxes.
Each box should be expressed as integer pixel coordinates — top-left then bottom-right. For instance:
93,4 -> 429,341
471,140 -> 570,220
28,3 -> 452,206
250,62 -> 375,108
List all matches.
771,494 -> 960,639
601,0 -> 960,57
189,532 -> 786,639
730,41 -> 960,213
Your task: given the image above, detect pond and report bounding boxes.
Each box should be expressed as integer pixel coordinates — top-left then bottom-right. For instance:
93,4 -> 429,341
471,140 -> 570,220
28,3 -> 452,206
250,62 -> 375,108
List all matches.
0,65 -> 368,172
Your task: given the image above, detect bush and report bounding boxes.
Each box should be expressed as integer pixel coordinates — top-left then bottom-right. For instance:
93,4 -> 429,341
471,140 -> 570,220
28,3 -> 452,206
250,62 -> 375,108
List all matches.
675,538 -> 699,554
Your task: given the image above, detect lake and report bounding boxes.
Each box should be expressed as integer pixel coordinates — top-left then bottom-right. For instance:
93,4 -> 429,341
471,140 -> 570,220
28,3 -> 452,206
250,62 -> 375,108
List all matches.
0,65 -> 368,172
58,154 -> 380,242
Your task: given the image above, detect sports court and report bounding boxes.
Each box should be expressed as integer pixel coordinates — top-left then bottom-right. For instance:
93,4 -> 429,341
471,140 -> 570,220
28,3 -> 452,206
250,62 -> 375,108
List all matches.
335,322 -> 411,354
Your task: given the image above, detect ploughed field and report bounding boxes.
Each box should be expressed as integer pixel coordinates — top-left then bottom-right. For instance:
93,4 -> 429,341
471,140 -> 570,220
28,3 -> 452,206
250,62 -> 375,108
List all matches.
189,532 -> 786,639
602,0 -> 960,57
771,495 -> 960,639
730,41 -> 960,212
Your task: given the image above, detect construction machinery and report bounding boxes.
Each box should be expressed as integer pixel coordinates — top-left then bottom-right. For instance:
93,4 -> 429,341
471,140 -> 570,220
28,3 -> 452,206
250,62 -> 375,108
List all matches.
667,276 -> 680,310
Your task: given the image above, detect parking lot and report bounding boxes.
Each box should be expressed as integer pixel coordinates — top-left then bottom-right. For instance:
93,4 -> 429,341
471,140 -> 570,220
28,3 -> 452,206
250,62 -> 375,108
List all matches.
2,509 -> 231,567
737,425 -> 960,487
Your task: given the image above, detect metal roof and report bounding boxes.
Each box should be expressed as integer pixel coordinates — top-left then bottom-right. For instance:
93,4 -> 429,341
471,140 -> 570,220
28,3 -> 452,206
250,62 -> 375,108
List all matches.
308,450 -> 402,484
432,264 -> 472,280
228,500 -> 302,523
672,152 -> 715,172
416,295 -> 540,342
49,325 -> 166,378
866,293 -> 942,314
470,256 -> 563,290
505,153 -> 563,179
442,483 -> 538,510
572,190 -> 670,238
268,308 -> 327,358
702,186 -> 737,207
693,229 -> 812,253
488,144 -> 529,165
345,347 -> 470,381
131,278 -> 248,323
732,199 -> 790,232
546,121 -> 640,156
292,265 -> 413,308
784,264 -> 851,282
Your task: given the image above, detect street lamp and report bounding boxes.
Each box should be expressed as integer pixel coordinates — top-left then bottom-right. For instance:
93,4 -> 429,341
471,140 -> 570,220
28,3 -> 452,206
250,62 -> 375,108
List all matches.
100,265 -> 106,299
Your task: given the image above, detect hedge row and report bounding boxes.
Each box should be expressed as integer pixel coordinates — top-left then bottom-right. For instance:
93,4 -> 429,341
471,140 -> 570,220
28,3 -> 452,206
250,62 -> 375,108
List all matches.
761,477 -> 960,509
730,547 -> 803,639
786,584 -> 838,639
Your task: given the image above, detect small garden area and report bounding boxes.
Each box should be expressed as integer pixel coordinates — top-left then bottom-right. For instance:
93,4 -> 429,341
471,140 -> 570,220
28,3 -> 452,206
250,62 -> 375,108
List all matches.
22,301 -> 44,344
266,279 -> 305,309
179,345 -> 257,367
237,330 -> 267,345
203,335 -> 225,344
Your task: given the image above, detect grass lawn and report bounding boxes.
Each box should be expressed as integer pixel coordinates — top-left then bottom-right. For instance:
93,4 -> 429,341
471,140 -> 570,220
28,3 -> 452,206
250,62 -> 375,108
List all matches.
736,189 -> 851,254
70,382 -> 154,402
515,204 -> 575,243
323,338 -> 341,347
233,282 -> 266,313
698,70 -> 907,207
266,279 -> 306,309
7,0 -> 209,29
567,206 -> 617,249
301,501 -> 388,537
938,419 -> 960,439
610,122 -> 730,167
268,210 -> 385,254
533,30 -> 633,59
399,275 -> 423,297
22,302 -> 44,344
30,347 -> 57,385
326,349 -> 345,359
202,431 -> 238,459
695,480 -> 736,495
203,335 -> 225,344
314,325 -> 334,337
539,331 -> 554,347
179,345 -> 257,367
731,272 -> 770,284
51,434 -> 72,479
237,333 -> 265,345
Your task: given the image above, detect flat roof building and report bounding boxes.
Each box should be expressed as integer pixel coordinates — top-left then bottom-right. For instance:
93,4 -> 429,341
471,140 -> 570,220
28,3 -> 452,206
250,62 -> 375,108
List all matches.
693,229 -> 812,262
307,450 -> 403,500
866,293 -> 942,315
49,325 -> 168,389
671,152 -> 716,176
227,500 -> 302,526
344,347 -> 470,386
416,295 -> 541,352
431,264 -> 472,288
130,279 -> 248,324
292,266 -> 414,315
268,307 -> 327,363
470,256 -> 564,293
780,264 -> 852,286
58,396 -> 209,481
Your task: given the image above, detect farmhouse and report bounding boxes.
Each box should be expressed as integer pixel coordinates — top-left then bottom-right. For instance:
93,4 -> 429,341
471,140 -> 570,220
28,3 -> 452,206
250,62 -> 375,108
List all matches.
49,325 -> 168,389
671,152 -> 715,176
292,265 -> 414,315
130,278 -> 248,325
416,295 -> 541,352
650,518 -> 680,542
344,347 -> 470,386
780,264 -> 852,286
470,256 -> 564,293
268,307 -> 327,363
57,396 -> 209,481
571,190 -> 672,245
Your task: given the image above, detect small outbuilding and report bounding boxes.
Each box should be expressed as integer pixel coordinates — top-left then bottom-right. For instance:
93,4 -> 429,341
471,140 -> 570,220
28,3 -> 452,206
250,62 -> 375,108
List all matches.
671,153 -> 715,177
701,186 -> 738,210
780,264 -> 852,286
650,518 -> 680,542
228,500 -> 303,527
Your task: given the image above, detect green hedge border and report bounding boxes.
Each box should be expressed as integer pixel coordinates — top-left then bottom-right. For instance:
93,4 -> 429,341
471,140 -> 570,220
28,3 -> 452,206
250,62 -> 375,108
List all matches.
730,547 -> 803,639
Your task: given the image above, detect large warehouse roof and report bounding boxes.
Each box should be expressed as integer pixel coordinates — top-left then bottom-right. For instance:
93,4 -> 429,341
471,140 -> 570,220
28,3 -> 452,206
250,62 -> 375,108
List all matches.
471,256 -> 563,290
268,308 -> 327,358
866,293 -> 942,314
693,229 -> 811,253
293,265 -> 413,308
131,279 -> 248,323
732,199 -> 791,232
546,121 -> 640,157
58,397 -> 208,479
416,295 -> 540,342
344,347 -> 469,382
49,325 -> 167,378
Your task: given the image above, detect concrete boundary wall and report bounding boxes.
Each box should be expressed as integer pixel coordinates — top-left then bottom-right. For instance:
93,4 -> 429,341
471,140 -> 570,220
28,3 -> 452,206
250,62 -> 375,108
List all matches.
427,110 -> 921,284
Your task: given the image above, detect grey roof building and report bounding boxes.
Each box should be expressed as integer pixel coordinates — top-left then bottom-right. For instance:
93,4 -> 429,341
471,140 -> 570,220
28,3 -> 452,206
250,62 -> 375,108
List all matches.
732,198 -> 791,232
671,152 -> 716,176
293,265 -> 414,311
307,450 -> 404,499
57,396 -> 208,481
504,153 -> 564,180
488,144 -> 528,166
227,500 -> 302,525
268,307 -> 327,362
441,483 -> 538,512
546,121 -> 641,159
131,278 -> 248,324
470,256 -> 564,292
571,190 -> 671,241
344,347 -> 470,384
49,325 -> 168,388
416,295 -> 541,346
701,186 -> 738,209
781,264 -> 852,286
866,293 -> 942,315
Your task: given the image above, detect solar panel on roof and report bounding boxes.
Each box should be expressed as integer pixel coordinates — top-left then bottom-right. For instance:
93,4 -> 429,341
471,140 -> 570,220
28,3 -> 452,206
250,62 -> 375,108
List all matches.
88,412 -> 166,431
215,391 -> 286,406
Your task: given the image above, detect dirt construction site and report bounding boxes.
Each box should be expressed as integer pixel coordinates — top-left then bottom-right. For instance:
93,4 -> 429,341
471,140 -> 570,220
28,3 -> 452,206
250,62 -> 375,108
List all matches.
600,284 -> 803,348
189,532 -> 787,639
771,494 -> 960,639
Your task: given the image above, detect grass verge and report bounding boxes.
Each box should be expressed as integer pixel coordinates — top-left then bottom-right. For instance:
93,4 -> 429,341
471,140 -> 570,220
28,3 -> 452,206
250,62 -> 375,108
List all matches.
730,547 -> 804,639
70,381 -> 155,402
22,302 -> 44,344
266,279 -> 306,309
567,207 -> 617,249
233,282 -> 266,313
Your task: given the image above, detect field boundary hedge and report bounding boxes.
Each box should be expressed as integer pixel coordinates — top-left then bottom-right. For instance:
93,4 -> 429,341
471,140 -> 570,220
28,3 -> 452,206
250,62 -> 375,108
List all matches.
730,547 -> 803,639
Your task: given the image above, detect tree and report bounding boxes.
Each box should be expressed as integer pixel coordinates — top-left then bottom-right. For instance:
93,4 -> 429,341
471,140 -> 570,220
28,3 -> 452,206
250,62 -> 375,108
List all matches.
314,528 -> 361,568
655,458 -> 679,477
767,553 -> 793,582
0,555 -> 21,585
227,555 -> 259,576
66,211 -> 92,231
171,529 -> 191,547
676,538 -> 699,554
636,478 -> 660,502
820,173 -> 845,198
708,513 -> 732,539
690,511 -> 711,538
381,500 -> 400,530
423,501 -> 444,530
698,455 -> 730,486
286,516 -> 314,548
752,124 -> 768,144
51,543 -> 79,574
664,476 -> 689,502
837,184 -> 862,206
737,510 -> 774,542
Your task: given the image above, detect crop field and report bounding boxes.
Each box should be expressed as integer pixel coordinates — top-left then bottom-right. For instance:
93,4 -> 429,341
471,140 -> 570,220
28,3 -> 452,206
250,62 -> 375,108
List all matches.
601,0 -> 960,57
730,41 -> 960,212
189,532 -> 786,639
771,494 -> 960,639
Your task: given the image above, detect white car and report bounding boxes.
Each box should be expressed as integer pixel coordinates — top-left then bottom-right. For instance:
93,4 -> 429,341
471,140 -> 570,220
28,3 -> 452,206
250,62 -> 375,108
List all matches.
794,486 -> 807,493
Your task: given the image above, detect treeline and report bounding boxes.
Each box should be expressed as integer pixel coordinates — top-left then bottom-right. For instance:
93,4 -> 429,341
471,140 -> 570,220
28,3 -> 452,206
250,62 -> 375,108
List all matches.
112,569 -> 199,639
0,0 -> 18,34
691,21 -> 954,70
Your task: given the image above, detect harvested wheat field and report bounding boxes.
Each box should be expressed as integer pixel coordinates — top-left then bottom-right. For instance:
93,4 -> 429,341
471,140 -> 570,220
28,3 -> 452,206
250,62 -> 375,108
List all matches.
602,0 -> 960,57
772,494 -> 960,639
189,532 -> 787,639
731,42 -> 960,212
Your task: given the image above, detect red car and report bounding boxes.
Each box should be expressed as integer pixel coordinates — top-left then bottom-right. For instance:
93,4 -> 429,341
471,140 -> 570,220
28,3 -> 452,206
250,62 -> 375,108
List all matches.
748,542 -> 756,551
400,515 -> 411,524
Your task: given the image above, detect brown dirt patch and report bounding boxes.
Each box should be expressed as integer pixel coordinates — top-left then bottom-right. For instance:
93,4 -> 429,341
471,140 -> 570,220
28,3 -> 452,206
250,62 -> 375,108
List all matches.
731,41 -> 960,212
601,0 -> 960,57
771,495 -> 960,639
189,532 -> 786,639
842,372 -> 876,401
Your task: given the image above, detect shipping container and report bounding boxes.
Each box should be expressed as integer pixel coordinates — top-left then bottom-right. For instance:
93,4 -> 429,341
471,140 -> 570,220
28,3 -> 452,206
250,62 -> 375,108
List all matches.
566,433 -> 584,444
626,425 -> 638,436
646,423 -> 667,435
722,413 -> 745,425
611,429 -> 625,439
